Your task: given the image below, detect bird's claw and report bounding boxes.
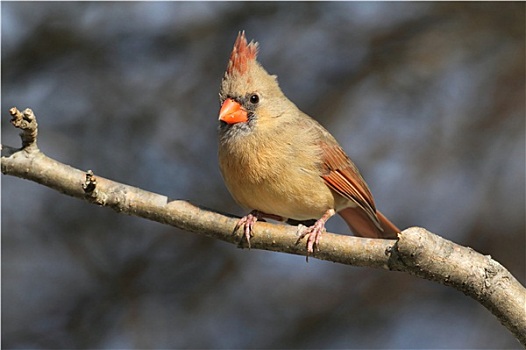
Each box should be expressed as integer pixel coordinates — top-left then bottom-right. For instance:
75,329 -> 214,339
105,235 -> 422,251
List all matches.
296,220 -> 326,260
234,210 -> 261,249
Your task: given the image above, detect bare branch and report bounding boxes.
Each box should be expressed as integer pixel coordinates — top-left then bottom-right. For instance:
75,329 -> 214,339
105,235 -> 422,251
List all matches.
2,107 -> 525,346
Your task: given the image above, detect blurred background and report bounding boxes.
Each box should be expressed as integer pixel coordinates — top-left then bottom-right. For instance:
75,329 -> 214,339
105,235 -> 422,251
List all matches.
2,2 -> 524,349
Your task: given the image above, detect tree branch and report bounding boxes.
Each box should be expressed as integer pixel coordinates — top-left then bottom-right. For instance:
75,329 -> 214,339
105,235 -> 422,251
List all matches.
2,107 -> 525,346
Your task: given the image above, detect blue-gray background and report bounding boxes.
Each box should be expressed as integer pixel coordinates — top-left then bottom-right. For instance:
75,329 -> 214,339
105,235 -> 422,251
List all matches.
2,2 -> 524,349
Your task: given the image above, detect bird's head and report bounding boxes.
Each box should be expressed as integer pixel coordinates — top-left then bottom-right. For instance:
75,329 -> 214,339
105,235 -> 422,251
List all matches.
218,31 -> 287,132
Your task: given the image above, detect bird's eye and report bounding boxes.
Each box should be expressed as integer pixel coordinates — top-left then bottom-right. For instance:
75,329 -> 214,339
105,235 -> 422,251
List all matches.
249,94 -> 259,104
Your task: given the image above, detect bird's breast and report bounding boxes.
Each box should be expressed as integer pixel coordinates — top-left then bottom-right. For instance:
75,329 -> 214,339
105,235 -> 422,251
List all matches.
218,128 -> 337,220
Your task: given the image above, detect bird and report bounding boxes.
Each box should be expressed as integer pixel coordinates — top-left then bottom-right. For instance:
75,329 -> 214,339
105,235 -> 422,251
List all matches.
217,31 -> 399,254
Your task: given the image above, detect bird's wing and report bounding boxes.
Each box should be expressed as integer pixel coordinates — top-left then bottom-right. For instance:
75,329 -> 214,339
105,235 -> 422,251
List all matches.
319,140 -> 382,230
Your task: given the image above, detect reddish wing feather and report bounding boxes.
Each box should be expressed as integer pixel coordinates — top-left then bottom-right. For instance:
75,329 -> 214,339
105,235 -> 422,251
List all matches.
320,142 -> 382,230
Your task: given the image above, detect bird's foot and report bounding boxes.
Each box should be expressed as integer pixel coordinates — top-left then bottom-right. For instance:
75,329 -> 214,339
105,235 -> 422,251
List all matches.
296,209 -> 335,260
234,210 -> 260,249
297,220 -> 326,256
234,211 -> 284,249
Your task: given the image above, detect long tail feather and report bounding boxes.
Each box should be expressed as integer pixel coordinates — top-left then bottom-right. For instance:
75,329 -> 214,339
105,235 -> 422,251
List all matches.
338,207 -> 399,239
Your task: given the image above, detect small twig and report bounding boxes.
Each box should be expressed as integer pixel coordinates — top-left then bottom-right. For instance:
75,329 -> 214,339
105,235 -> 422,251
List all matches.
9,107 -> 38,151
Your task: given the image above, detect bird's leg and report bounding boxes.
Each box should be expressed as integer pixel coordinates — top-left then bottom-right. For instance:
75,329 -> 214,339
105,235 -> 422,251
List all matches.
234,210 -> 284,248
297,209 -> 336,256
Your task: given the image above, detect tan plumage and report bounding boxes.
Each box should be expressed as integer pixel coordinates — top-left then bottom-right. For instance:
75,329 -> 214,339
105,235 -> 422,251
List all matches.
218,32 -> 399,253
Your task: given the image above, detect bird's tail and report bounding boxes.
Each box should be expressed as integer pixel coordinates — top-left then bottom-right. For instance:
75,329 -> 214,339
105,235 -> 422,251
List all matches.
338,207 -> 399,239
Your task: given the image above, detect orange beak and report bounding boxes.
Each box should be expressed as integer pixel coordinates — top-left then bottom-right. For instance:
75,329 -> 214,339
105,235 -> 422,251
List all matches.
219,98 -> 248,124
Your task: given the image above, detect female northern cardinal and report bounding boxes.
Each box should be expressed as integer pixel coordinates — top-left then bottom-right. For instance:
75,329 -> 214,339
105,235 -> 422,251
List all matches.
218,32 -> 399,254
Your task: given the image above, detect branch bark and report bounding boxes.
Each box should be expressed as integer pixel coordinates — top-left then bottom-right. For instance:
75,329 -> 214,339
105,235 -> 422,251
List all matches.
2,107 -> 525,346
